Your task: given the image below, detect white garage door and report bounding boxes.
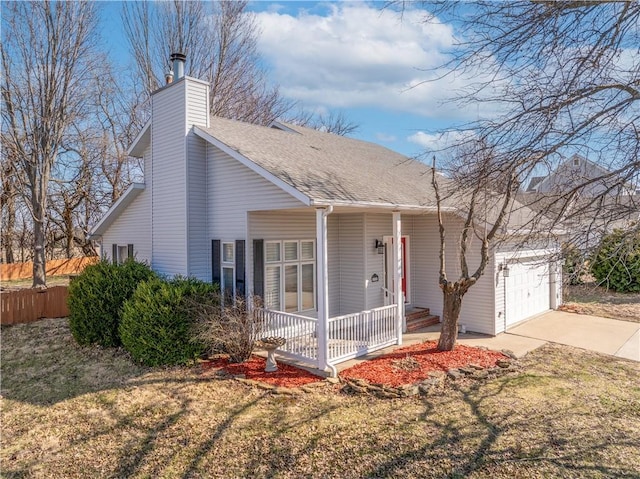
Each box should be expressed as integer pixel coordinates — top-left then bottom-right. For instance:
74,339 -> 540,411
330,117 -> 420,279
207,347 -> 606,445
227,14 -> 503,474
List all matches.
505,259 -> 551,327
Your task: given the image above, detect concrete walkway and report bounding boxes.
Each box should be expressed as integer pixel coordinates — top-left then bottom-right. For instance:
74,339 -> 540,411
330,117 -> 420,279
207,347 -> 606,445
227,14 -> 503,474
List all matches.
508,310 -> 639,362
335,310 -> 639,372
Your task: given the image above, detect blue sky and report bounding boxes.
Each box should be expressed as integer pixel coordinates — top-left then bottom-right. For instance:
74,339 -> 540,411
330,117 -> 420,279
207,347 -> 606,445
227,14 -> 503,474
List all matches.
100,1 -> 482,158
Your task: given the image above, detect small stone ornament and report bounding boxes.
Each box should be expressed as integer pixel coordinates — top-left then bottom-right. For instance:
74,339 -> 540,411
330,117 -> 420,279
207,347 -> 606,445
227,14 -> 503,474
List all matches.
256,337 -> 286,372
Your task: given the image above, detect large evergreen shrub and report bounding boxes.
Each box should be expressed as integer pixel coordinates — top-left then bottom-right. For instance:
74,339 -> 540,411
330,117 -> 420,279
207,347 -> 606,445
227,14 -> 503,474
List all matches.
119,276 -> 216,366
591,227 -> 640,293
68,259 -> 156,347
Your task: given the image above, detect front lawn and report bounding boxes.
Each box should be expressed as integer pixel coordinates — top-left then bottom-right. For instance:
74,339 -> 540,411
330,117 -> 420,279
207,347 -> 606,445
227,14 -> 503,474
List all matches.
564,282 -> 640,323
2,318 -> 639,478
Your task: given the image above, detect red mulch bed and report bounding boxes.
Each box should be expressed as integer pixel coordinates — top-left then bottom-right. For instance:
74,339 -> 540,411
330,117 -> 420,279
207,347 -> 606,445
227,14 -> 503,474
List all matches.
201,355 -> 322,388
340,341 -> 508,387
200,342 -> 507,389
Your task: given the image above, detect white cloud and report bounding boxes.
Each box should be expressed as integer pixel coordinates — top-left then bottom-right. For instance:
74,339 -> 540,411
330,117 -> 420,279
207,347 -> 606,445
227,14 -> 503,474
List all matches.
407,130 -> 477,151
253,3 -> 487,119
376,132 -> 397,142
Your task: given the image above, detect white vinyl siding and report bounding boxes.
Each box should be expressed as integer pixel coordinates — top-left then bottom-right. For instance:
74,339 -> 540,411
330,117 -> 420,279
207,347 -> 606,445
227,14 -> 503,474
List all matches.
365,214 -> 393,310
102,187 -> 151,264
338,214 -> 365,314
151,80 -> 187,277
410,213 -> 496,335
186,80 -> 210,280
207,146 -> 305,241
187,132 -> 208,280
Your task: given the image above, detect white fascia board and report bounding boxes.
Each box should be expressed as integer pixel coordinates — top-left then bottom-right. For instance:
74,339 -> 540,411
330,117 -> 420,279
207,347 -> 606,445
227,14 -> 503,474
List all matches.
309,198 -> 454,213
89,183 -> 145,238
127,121 -> 151,157
193,126 -> 312,206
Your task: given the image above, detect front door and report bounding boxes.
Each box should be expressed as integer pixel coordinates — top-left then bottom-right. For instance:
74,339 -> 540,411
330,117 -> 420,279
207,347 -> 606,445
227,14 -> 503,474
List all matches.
383,236 -> 410,305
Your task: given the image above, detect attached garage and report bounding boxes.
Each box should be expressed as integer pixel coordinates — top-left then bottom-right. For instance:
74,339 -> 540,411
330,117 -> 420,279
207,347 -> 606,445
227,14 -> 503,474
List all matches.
495,250 -> 562,334
505,259 -> 550,326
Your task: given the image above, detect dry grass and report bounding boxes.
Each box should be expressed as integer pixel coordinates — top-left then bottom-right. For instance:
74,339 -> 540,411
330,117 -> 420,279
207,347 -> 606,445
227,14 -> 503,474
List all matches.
564,282 -> 640,323
2,318 -> 640,478
1,275 -> 71,291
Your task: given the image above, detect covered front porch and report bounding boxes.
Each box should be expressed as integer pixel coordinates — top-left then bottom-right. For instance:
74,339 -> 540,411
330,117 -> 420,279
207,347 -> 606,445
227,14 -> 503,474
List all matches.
251,207 -> 430,375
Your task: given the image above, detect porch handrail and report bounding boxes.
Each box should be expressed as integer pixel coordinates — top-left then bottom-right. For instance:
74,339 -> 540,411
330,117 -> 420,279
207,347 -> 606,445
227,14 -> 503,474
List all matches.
258,309 -> 319,367
327,304 -> 398,363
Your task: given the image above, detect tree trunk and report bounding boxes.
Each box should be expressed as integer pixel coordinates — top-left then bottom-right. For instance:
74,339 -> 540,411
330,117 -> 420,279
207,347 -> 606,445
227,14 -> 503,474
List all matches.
437,285 -> 464,351
31,197 -> 47,288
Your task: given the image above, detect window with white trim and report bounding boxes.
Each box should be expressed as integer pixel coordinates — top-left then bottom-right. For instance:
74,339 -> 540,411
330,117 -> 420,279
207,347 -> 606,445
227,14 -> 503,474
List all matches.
265,240 -> 315,313
222,242 -> 235,299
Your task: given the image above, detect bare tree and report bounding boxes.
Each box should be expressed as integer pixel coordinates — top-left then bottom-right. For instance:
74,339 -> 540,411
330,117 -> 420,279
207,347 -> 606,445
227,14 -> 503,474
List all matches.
431,142 -> 523,351
122,0 -> 292,125
385,1 -> 640,347
286,110 -> 359,136
421,1 -> 639,248
1,1 -> 99,286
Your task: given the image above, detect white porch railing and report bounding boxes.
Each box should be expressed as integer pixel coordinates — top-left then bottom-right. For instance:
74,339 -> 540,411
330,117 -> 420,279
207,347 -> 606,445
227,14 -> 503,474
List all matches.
258,303 -> 399,368
327,304 -> 398,363
257,309 -> 319,367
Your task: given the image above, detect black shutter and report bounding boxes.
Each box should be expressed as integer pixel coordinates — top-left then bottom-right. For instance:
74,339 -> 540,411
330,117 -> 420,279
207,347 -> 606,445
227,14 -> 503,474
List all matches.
235,240 -> 245,297
112,244 -> 118,265
253,239 -> 264,300
127,244 -> 134,260
212,240 -> 221,286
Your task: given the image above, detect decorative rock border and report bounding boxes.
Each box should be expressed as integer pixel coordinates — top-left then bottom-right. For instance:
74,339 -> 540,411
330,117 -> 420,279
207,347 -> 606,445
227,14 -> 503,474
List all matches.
340,356 -> 520,399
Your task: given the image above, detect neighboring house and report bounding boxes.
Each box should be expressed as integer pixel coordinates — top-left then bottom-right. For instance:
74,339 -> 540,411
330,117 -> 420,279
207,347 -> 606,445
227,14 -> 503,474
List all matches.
90,56 -> 562,374
523,154 -> 639,250
526,154 -> 638,197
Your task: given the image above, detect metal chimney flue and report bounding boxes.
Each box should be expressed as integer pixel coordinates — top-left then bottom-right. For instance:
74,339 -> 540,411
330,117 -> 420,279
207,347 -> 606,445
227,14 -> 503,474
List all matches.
170,52 -> 186,80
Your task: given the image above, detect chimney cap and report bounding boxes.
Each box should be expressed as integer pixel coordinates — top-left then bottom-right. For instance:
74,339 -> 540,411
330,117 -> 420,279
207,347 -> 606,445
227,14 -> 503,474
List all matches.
170,52 -> 186,62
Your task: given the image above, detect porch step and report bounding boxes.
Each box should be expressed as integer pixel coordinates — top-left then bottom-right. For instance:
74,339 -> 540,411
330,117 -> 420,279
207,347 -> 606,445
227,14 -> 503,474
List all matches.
405,307 -> 440,332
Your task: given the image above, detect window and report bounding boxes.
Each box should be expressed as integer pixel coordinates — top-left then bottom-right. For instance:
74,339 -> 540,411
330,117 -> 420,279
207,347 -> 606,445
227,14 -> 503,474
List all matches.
112,244 -> 133,264
222,242 -> 235,298
264,240 -> 315,312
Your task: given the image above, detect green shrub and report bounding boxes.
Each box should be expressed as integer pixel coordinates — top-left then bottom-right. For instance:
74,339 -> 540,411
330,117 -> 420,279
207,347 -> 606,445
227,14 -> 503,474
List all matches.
591,226 -> 640,293
119,276 -> 216,366
68,259 -> 156,347
563,244 -> 587,286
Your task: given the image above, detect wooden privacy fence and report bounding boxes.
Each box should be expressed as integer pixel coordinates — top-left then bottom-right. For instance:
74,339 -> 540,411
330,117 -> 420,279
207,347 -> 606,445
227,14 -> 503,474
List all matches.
0,257 -> 98,281
1,286 -> 70,325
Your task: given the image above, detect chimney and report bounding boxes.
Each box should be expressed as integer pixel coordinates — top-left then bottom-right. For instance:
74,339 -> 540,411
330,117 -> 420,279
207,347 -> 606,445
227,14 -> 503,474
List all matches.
165,65 -> 174,85
170,52 -> 186,80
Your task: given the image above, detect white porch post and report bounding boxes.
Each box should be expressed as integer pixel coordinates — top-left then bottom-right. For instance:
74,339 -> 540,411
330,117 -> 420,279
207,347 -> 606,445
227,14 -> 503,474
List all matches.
393,211 -> 403,345
316,207 -> 330,371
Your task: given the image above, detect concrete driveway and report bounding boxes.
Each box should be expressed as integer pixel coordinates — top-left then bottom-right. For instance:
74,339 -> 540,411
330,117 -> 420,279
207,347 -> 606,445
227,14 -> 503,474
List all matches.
507,311 -> 640,362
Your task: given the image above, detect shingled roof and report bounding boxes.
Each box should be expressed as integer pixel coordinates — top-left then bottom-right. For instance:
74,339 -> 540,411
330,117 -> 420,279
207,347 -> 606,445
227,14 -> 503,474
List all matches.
194,117 -> 441,210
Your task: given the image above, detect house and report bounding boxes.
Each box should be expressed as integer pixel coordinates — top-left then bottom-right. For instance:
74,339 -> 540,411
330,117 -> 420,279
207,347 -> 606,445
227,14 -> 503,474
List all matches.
523,154 -> 639,250
526,154 -> 639,197
90,55 -> 562,375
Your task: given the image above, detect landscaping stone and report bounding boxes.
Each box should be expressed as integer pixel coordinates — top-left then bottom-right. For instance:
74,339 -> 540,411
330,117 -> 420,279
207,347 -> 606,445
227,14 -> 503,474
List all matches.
472,370 -> 489,379
325,377 -> 340,384
418,384 -> 432,395
273,387 -> 299,395
469,363 -> 484,370
501,349 -> 518,360
459,367 -> 477,376
447,368 -> 462,380
496,359 -> 512,368
233,374 -> 246,380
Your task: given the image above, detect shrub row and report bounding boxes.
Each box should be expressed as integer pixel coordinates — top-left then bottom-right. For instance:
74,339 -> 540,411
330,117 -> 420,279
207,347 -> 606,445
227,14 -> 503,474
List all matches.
68,260 -> 258,366
564,225 -> 640,293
